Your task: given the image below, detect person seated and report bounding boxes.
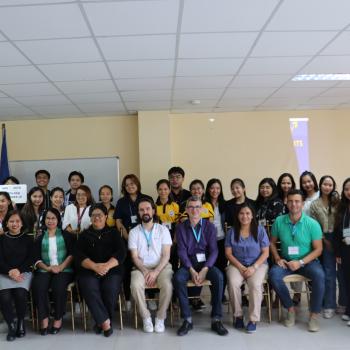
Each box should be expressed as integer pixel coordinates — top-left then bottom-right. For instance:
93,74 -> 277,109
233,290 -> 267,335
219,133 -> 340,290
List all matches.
32,208 -> 74,335
75,204 -> 126,337
174,196 -> 228,336
269,189 -> 325,332
0,210 -> 34,341
225,203 -> 269,333
129,198 -> 173,333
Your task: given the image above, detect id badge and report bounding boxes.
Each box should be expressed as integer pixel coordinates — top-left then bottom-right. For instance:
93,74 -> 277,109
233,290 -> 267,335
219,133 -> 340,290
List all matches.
288,246 -> 299,256
343,227 -> 350,238
143,254 -> 154,266
131,215 -> 137,224
259,219 -> 267,227
196,253 -> 206,263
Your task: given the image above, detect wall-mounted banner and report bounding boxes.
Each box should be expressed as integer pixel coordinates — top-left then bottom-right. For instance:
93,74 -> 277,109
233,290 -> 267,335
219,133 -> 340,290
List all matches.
289,118 -> 309,174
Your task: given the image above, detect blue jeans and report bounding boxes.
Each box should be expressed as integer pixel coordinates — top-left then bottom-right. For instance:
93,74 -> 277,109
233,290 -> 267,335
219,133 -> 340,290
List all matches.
269,260 -> 325,313
174,266 -> 223,320
322,233 -> 337,309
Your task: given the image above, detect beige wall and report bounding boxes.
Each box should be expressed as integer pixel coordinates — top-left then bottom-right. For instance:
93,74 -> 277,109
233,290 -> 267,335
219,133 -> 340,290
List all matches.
170,110 -> 350,199
2,109 -> 350,200
5,115 -> 140,185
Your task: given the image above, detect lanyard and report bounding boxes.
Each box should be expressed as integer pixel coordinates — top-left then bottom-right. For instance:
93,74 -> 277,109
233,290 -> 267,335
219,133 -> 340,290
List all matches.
191,219 -> 202,243
289,222 -> 298,240
77,206 -> 87,229
141,224 -> 154,249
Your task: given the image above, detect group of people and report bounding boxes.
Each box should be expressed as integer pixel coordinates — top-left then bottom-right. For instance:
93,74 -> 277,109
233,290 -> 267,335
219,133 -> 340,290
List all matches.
0,166 -> 349,341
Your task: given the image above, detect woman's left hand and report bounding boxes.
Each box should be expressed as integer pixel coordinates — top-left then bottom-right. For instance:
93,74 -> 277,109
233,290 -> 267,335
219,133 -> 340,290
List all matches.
51,265 -> 62,274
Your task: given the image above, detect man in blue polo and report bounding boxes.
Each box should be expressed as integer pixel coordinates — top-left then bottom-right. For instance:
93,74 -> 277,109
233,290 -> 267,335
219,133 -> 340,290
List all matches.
174,196 -> 228,336
269,189 -> 325,332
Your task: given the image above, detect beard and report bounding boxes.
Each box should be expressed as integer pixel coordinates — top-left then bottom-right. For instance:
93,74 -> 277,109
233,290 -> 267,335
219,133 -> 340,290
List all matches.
141,214 -> 152,223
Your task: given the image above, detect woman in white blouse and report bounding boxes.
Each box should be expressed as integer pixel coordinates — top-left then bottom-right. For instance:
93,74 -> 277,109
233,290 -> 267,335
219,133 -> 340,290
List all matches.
62,185 -> 93,235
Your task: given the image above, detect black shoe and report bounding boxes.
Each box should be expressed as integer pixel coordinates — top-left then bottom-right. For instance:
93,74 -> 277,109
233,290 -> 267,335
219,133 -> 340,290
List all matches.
40,328 -> 48,336
93,324 -> 102,334
177,320 -> 193,336
6,322 -> 16,342
103,328 -> 113,337
50,326 -> 62,335
211,320 -> 228,336
16,319 -> 26,338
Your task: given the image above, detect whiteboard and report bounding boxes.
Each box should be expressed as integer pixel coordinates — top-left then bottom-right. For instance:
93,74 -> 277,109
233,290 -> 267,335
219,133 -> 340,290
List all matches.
9,157 -> 120,203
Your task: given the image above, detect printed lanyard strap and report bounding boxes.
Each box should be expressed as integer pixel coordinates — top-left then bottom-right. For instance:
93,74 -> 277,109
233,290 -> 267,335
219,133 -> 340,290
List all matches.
191,219 -> 202,243
141,225 -> 154,248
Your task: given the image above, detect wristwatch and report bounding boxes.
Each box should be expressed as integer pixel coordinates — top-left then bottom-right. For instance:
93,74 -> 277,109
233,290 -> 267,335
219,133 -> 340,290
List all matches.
299,259 -> 305,267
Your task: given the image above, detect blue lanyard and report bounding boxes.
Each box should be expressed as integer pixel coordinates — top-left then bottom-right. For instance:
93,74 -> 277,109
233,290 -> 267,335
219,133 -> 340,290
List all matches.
191,219 -> 202,243
141,224 -> 154,248
289,223 -> 298,240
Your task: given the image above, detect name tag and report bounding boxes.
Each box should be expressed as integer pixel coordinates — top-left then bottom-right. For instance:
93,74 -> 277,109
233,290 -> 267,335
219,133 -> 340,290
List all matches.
196,253 -> 206,263
288,246 -> 299,255
131,215 -> 137,224
343,227 -> 350,237
143,254 -> 155,266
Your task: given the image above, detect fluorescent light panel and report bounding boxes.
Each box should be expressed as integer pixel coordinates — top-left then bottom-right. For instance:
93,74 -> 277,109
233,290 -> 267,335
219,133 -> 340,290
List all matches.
292,74 -> 350,81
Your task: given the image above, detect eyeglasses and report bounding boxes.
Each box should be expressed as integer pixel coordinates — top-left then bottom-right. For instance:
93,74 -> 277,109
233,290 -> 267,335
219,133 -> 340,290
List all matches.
187,205 -> 202,210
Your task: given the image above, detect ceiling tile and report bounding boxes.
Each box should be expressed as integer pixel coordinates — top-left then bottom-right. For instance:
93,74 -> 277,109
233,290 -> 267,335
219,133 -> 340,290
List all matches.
0,106 -> 36,118
173,89 -> 223,100
285,80 -> 338,88
0,4 -> 90,40
173,100 -> 217,108
38,62 -> 110,81
68,92 -> 121,104
240,57 -> 310,75
177,58 -> 242,76
301,56 -> 350,74
321,32 -> 350,55
98,35 -> 175,60
223,87 -> 276,99
175,76 -> 231,89
125,101 -> 171,110
16,38 -> 102,64
267,0 -> 350,30
171,108 -> 213,113
307,95 -> 350,104
318,88 -> 350,97
335,81 -> 350,88
179,33 -> 258,58
0,42 -> 30,66
77,103 -> 126,114
231,74 -> 291,87
0,92 -> 6,98
0,66 -> 47,84
16,95 -> 71,106
218,98 -> 266,107
251,31 -> 336,57
182,0 -> 279,32
271,87 -> 328,98
117,78 -> 172,91
0,1 -> 69,4
108,60 -> 174,79
84,0 -> 178,36
0,83 -> 60,97
31,104 -> 82,116
0,97 -> 21,107
55,80 -> 116,94
121,90 -> 171,101
0,33 -> 6,41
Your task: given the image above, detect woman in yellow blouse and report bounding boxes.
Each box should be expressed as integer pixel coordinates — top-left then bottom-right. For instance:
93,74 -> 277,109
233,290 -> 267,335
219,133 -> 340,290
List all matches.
99,185 -> 116,228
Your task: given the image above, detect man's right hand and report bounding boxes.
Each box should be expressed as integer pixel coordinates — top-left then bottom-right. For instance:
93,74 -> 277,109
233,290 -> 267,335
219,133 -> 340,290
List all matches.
190,268 -> 200,286
276,258 -> 288,269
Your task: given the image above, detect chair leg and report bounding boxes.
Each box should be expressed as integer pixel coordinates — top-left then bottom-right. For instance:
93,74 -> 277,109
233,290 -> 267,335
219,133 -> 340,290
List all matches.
75,286 -> 85,330
170,301 -> 173,328
82,300 -> 87,332
134,302 -> 138,329
305,282 -> 311,309
69,290 -> 75,331
266,283 -> 272,323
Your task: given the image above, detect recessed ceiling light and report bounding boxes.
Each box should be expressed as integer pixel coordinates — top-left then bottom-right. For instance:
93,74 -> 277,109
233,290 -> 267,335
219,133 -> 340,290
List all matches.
191,99 -> 201,105
292,74 -> 350,81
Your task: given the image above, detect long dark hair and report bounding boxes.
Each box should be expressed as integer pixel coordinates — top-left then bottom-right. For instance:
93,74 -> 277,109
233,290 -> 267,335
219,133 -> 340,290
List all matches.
189,179 -> 205,201
0,191 -> 14,212
335,178 -> 350,231
230,178 -> 247,201
156,179 -> 174,205
205,178 -> 225,213
233,203 -> 258,243
3,210 -> 25,233
319,175 -> 339,214
255,178 -> 278,206
299,171 -> 319,197
277,173 -> 296,200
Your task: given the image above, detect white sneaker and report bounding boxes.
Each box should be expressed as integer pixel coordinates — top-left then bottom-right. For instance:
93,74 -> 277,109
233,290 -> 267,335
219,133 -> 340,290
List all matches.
143,317 -> 154,333
323,309 -> 335,319
347,320 -> 350,327
154,318 -> 165,333
125,300 -> 132,312
148,300 -> 157,311
342,314 -> 350,321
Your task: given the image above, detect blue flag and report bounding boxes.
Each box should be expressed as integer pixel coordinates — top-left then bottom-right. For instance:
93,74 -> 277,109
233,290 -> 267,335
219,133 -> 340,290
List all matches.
0,125 -> 10,184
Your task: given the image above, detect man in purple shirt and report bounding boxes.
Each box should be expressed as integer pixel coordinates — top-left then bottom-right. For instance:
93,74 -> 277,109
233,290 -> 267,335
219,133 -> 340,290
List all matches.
174,196 -> 228,336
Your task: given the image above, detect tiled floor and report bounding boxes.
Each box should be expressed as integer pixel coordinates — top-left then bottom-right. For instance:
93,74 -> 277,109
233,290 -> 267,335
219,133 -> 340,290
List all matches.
0,299 -> 349,350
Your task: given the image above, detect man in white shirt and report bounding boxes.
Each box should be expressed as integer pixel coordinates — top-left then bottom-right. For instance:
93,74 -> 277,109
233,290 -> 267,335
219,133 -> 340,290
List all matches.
129,198 -> 173,333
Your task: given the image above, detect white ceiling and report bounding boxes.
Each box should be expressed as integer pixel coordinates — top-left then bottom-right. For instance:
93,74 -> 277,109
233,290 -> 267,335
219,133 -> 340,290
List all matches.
1,0 -> 350,120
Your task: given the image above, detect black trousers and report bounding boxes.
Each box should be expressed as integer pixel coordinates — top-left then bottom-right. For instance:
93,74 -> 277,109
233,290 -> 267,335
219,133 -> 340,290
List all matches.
123,239 -> 132,301
0,288 -> 28,324
215,238 -> 228,299
32,272 -> 74,321
78,273 -> 123,325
